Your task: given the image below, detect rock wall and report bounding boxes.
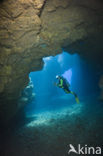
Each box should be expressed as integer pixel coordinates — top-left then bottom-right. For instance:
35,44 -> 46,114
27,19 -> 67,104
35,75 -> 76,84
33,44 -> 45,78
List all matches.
0,0 -> 103,124
99,75 -> 103,101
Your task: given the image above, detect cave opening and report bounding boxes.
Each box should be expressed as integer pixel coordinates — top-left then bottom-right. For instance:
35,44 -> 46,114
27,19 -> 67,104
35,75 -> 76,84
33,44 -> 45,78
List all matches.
24,51 -> 99,121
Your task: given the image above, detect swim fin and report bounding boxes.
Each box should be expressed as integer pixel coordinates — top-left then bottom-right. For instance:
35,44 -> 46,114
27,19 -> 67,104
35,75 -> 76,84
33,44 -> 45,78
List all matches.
75,96 -> 80,104
70,91 -> 80,104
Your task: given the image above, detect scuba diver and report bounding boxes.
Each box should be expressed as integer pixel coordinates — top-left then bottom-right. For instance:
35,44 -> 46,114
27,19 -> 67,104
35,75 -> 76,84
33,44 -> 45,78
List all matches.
54,75 -> 79,104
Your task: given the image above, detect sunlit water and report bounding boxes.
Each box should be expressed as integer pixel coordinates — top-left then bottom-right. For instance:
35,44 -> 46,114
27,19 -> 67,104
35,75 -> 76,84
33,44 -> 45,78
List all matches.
25,52 -> 99,125
3,52 -> 103,156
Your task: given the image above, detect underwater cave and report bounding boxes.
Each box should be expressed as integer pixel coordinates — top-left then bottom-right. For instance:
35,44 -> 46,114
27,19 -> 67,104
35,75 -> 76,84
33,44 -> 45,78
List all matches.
0,0 -> 103,156
1,51 -> 103,156
25,52 -> 99,118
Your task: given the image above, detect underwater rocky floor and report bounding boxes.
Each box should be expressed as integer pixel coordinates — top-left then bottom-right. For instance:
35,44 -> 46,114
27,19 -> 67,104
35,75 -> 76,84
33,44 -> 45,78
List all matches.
1,97 -> 103,156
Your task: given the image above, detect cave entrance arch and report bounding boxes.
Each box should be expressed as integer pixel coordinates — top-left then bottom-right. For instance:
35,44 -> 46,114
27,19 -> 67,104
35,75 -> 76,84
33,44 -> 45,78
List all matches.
25,51 -> 98,117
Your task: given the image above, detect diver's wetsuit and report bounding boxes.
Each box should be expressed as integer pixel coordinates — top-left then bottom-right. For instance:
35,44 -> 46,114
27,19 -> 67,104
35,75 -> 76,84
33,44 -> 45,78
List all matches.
56,76 -> 79,103
58,77 -> 70,93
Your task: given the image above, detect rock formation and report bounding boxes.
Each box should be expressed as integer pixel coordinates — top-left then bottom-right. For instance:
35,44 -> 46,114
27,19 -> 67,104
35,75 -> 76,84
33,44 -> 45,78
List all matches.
0,0 -> 103,124
18,78 -> 35,109
99,75 -> 103,101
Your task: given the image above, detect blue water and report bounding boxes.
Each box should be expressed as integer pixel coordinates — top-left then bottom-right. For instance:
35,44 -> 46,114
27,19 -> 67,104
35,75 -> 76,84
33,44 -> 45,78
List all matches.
25,52 -> 99,116
3,52 -> 102,156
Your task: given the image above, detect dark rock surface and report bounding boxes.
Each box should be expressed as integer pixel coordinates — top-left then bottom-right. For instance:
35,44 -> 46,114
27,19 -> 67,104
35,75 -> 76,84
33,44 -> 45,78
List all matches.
99,75 -> 103,101
0,0 -> 103,123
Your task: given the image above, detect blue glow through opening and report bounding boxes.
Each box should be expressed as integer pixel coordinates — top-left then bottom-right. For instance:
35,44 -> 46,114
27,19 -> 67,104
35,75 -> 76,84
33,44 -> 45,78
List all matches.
62,69 -> 72,84
26,51 -> 98,115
